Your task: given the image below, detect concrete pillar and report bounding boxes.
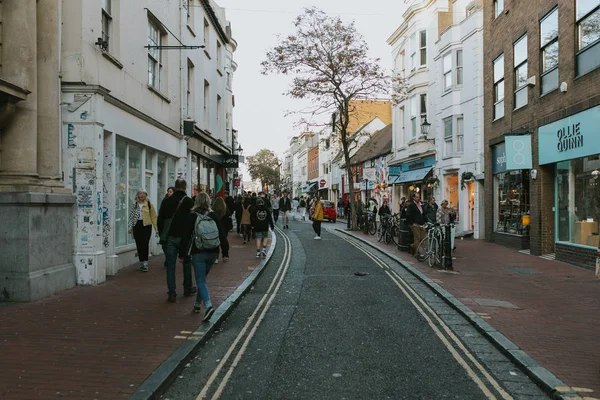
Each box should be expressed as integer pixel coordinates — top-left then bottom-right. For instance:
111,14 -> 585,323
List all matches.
0,0 -> 38,184
37,0 -> 62,185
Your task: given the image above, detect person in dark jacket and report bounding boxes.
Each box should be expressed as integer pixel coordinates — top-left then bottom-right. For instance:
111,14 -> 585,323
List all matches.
157,179 -> 196,303
212,197 -> 230,263
234,195 -> 243,235
378,199 -> 391,216
423,197 -> 438,223
224,194 -> 235,231
279,191 -> 292,229
405,192 -> 426,256
251,197 -> 274,259
179,192 -> 219,321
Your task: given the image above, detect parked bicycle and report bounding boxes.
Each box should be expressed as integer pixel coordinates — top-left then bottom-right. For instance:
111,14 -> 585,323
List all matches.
377,213 -> 401,245
414,222 -> 448,268
360,211 -> 377,235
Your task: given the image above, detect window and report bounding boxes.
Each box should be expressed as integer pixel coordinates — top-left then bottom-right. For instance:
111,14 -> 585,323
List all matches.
420,93 -> 427,123
419,30 -> 427,66
186,0 -> 195,31
410,33 -> 417,70
494,170 -> 530,235
217,95 -> 222,134
443,53 -> 452,90
444,118 -> 453,157
203,19 -> 210,53
217,41 -> 222,71
514,35 -> 528,109
540,8 -> 559,94
204,80 -> 210,131
576,0 -> 600,76
410,96 -> 417,138
456,117 -> 464,153
399,51 -> 406,77
493,54 -> 504,119
101,0 -> 112,51
456,50 -> 463,85
556,155 -> 600,246
494,0 -> 504,18
186,59 -> 194,117
148,20 -> 162,89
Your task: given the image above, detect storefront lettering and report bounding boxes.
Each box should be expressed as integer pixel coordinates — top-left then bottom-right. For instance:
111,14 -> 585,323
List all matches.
496,153 -> 506,166
557,123 -> 583,152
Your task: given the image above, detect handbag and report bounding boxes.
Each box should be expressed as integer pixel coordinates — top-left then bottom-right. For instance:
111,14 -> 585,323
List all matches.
159,196 -> 186,244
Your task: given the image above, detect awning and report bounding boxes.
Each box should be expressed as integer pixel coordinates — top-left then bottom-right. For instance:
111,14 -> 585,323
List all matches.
304,182 -> 318,193
393,167 -> 432,184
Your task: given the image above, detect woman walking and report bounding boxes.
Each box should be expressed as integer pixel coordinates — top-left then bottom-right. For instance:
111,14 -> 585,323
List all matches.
128,189 -> 158,272
213,197 -> 230,263
180,192 -> 219,321
241,197 -> 252,244
312,197 -> 324,240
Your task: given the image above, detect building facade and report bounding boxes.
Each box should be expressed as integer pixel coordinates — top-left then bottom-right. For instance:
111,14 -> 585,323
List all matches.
0,0 -> 238,301
483,0 -> 600,269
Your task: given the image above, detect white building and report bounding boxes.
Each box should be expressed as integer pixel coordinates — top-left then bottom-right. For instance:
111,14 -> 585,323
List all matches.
291,132 -> 317,198
61,0 -> 237,286
387,0 -> 484,237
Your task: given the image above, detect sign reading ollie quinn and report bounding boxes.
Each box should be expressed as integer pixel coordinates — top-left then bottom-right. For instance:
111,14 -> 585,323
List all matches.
538,106 -> 600,165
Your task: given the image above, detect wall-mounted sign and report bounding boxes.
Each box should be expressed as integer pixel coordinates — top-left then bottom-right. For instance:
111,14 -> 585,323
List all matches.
539,106 -> 600,165
221,155 -> 239,168
505,134 -> 532,170
492,142 -> 507,174
363,168 -> 377,181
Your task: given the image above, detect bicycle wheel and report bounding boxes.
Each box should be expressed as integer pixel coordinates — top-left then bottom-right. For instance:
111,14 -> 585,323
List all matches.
428,236 -> 440,268
368,219 -> 377,235
384,226 -> 392,244
390,226 -> 399,246
415,237 -> 428,262
435,230 -> 444,266
377,224 -> 384,242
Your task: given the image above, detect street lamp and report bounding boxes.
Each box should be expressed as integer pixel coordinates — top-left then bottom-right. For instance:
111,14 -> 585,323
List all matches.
421,116 -> 433,143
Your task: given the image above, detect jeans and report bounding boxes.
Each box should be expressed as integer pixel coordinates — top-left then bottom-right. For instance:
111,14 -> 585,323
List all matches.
162,236 -> 193,295
133,220 -> 152,262
273,209 -> 280,223
191,252 -> 218,308
313,220 -> 322,236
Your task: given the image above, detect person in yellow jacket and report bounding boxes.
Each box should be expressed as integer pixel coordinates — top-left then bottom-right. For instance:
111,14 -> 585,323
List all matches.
312,196 -> 324,240
128,188 -> 158,271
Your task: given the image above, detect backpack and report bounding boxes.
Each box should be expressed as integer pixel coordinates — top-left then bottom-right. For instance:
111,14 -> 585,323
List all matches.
193,212 -> 220,250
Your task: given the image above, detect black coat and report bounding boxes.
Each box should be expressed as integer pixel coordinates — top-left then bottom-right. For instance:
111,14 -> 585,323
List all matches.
157,190 -> 194,238
424,202 -> 438,223
251,204 -> 274,232
405,201 -> 426,226
279,197 -> 292,212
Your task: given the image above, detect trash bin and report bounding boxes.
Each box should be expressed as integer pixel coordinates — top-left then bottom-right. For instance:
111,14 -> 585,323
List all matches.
398,218 -> 412,252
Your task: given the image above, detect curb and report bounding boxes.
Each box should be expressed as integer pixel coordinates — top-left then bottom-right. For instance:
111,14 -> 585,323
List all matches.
130,232 -> 279,400
334,228 -> 581,400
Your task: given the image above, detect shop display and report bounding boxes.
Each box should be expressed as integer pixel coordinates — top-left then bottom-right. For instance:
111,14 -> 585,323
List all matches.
495,170 -> 530,236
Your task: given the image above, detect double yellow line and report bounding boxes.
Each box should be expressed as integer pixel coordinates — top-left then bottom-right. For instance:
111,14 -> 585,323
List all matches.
335,231 -> 513,400
196,227 -> 292,400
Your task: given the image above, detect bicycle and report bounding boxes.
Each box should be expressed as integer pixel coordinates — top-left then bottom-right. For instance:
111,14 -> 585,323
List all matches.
377,214 -> 392,243
414,223 -> 444,268
361,211 -> 377,235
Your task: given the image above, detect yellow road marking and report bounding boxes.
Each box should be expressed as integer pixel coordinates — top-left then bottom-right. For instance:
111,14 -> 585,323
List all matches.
574,388 -> 594,393
174,335 -> 188,339
181,331 -> 193,334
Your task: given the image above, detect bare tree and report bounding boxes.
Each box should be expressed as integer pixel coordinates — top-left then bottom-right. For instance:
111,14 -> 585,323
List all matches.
262,7 -> 396,229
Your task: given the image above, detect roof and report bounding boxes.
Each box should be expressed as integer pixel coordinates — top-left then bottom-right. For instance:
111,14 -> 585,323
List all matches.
349,124 -> 392,165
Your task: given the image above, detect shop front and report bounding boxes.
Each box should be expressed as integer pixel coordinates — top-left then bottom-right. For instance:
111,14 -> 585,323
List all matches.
388,156 -> 436,203
491,141 -> 531,249
539,106 -> 600,268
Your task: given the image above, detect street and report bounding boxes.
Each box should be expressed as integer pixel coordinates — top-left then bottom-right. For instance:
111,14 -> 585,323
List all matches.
162,220 -> 548,400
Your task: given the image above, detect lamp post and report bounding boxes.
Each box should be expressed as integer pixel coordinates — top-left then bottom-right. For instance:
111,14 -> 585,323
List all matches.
421,116 -> 433,142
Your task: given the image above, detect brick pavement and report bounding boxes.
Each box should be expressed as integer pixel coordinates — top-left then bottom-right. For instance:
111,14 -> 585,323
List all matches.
0,233 -> 267,400
348,229 -> 600,397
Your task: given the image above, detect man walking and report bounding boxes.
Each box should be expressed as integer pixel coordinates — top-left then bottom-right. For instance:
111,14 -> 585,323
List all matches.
271,193 -> 280,224
157,179 -> 197,303
279,191 -> 292,229
337,198 -> 344,218
405,192 -> 426,257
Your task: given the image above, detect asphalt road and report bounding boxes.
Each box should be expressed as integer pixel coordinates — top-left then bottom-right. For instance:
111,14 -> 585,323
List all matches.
162,219 -> 548,400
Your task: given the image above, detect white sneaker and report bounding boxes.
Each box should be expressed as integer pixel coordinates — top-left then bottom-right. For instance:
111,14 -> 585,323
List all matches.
214,259 -> 219,264
314,236 -> 321,240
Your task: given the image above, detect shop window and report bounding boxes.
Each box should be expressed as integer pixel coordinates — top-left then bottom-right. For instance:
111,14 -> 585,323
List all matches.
115,140 -> 128,247
494,170 -> 530,236
514,34 -> 528,109
540,8 -> 559,94
157,154 -> 167,205
576,0 -> 600,76
128,143 -> 143,245
556,155 -> 600,247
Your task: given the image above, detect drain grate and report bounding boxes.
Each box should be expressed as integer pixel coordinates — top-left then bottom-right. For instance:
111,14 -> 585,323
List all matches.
473,298 -> 520,309
509,267 -> 542,275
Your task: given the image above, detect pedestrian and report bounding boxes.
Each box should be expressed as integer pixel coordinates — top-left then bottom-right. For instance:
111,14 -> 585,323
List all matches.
224,194 -> 235,231
234,195 -> 243,235
378,199 -> 391,216
251,197 -> 274,258
157,179 -> 196,303
179,192 -> 220,321
128,188 -> 158,272
436,200 -> 457,253
424,197 -> 438,223
399,197 -> 407,219
345,200 -> 352,228
212,197 -> 230,263
337,198 -> 344,218
241,196 -> 252,244
292,197 -> 299,220
279,191 -> 292,229
312,196 -> 324,239
298,196 -> 307,221
271,193 -> 280,224
405,192 -> 426,256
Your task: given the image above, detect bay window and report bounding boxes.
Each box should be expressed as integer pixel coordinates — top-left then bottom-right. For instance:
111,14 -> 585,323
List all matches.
444,118 -> 453,157
443,53 -> 452,90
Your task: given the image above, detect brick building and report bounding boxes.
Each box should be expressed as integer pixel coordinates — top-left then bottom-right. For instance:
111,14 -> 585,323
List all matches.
483,0 -> 600,268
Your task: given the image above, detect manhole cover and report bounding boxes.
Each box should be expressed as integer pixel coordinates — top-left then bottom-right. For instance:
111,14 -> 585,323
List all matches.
509,267 -> 541,275
473,298 -> 520,309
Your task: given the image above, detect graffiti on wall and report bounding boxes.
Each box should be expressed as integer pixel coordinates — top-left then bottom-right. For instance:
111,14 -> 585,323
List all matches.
102,182 -> 111,248
103,138 -> 113,249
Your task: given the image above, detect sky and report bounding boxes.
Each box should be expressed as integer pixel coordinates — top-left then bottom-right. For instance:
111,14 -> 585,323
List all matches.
217,0 -> 407,160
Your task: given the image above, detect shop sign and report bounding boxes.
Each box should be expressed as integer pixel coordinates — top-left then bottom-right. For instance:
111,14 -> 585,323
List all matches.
539,106 -> 600,165
233,178 -> 241,187
492,142 -> 507,174
359,180 -> 374,191
221,155 -> 239,168
505,134 -> 532,170
363,168 -> 377,181
332,184 -> 339,191
401,157 -> 435,172
387,166 -> 403,184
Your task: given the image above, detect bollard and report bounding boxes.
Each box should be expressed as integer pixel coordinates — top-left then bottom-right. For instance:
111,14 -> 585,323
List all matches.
444,224 -> 453,270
